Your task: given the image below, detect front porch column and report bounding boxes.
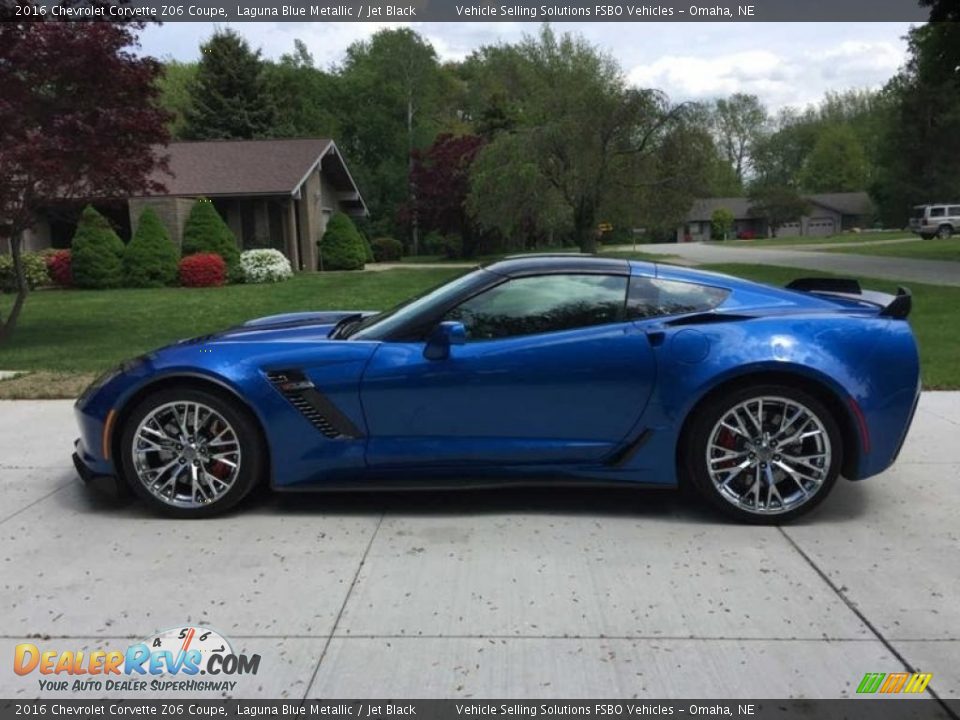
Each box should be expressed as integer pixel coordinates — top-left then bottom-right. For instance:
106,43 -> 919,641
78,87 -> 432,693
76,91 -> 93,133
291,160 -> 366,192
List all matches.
284,199 -> 299,270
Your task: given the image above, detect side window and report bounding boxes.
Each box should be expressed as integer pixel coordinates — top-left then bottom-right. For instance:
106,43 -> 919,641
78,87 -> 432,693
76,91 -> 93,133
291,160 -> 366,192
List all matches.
626,277 -> 729,320
930,207 -> 945,218
948,207 -> 960,216
446,274 -> 627,340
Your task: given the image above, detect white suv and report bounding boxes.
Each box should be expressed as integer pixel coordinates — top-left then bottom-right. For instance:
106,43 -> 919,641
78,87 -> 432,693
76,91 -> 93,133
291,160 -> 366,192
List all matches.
909,204 -> 960,239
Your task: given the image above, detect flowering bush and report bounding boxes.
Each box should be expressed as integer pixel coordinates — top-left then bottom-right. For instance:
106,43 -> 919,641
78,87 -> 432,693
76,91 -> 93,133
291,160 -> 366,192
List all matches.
179,253 -> 225,288
0,252 -> 50,292
44,249 -> 73,287
240,248 -> 293,284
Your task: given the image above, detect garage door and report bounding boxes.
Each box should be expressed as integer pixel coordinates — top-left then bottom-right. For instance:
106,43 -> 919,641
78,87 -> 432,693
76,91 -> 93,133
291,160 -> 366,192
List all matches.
778,222 -> 800,237
807,217 -> 835,236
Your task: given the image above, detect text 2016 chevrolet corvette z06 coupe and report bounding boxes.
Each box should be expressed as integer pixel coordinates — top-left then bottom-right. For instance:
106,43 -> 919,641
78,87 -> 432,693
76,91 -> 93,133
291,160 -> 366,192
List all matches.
73,255 -> 920,522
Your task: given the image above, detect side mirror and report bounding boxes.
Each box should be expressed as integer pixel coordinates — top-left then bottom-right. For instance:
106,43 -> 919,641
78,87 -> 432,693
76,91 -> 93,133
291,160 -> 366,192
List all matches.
424,321 -> 466,360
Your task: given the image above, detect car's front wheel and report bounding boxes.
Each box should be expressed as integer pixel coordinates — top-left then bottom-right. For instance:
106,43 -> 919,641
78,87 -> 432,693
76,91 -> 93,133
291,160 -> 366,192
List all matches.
119,387 -> 264,518
683,385 -> 842,524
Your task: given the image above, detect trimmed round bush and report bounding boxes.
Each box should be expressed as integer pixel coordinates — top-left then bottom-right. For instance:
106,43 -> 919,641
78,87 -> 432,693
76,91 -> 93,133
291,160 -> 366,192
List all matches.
318,212 -> 366,271
240,248 -> 293,283
44,249 -> 72,288
70,205 -> 125,289
124,208 -> 180,288
181,198 -> 240,280
179,253 -> 226,287
371,236 -> 403,262
0,251 -> 50,293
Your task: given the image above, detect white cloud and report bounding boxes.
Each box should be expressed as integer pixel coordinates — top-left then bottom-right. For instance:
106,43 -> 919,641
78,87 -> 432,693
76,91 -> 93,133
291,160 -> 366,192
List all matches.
625,38 -> 907,111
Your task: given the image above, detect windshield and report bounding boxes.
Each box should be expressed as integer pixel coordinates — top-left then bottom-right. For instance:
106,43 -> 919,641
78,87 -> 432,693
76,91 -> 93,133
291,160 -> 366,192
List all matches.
348,268 -> 484,340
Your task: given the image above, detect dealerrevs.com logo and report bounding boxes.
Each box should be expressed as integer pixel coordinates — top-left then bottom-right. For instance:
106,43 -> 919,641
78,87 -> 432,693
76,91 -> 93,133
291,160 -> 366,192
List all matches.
14,626 -> 261,693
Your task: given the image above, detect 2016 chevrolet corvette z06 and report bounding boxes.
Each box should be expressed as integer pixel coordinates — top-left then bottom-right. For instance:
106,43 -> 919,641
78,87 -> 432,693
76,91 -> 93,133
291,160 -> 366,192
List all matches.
73,255 -> 920,522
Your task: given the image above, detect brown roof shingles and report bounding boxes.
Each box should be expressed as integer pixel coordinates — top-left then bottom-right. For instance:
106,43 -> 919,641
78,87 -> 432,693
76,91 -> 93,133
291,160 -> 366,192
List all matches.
686,192 -> 874,221
143,138 -> 333,197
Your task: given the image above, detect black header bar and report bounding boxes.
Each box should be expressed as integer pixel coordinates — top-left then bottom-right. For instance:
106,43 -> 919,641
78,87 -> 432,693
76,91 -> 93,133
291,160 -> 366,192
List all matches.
1,0 -> 932,22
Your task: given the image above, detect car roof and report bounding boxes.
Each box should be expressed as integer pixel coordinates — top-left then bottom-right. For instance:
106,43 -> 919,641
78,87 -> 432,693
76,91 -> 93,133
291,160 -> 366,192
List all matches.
484,254 -> 630,277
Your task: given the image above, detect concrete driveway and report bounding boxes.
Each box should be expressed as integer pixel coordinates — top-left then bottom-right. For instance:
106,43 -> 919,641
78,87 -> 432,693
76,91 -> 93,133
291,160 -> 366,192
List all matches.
1,396 -> 958,699
621,241 -> 960,287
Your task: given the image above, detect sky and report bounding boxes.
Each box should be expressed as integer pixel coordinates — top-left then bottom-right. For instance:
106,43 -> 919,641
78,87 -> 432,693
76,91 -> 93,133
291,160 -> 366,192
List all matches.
140,22 -> 917,112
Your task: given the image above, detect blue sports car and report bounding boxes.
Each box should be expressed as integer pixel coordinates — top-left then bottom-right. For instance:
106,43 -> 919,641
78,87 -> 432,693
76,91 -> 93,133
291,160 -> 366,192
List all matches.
73,255 -> 921,522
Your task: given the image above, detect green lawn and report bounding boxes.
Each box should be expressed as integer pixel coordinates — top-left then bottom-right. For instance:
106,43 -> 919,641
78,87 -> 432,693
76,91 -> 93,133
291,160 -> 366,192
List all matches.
399,248 -> 673,264
703,263 -> 959,390
826,237 -> 960,262
598,249 -> 679,262
713,230 -> 911,248
0,262 -> 956,397
0,269 -> 461,374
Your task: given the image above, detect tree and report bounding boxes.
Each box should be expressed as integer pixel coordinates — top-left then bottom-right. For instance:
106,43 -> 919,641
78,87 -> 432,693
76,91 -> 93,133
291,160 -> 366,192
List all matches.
750,111 -> 819,190
0,18 -> 169,343
71,206 -> 126,289
156,61 -> 197,139
468,134 -> 569,251
712,94 -> 767,184
181,199 -> 240,279
183,29 -> 277,140
747,185 -> 809,237
711,208 -> 735,241
264,40 -> 342,139
124,207 -> 179,287
465,27 -> 711,253
799,124 -> 869,193
339,29 -> 446,252
872,22 -> 960,226
409,134 -> 486,256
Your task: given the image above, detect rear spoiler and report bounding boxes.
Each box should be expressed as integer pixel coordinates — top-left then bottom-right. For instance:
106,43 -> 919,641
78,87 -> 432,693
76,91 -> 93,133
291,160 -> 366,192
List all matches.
786,277 -> 912,319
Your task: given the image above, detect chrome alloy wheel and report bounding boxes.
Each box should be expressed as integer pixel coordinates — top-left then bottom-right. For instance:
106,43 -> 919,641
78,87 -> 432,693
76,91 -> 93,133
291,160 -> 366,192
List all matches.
705,395 -> 832,515
131,401 -> 242,508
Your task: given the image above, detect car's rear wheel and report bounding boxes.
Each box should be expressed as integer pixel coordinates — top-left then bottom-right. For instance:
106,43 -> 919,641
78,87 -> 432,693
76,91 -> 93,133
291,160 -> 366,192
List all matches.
937,225 -> 953,239
683,384 -> 842,524
119,387 -> 264,518
920,233 -> 934,240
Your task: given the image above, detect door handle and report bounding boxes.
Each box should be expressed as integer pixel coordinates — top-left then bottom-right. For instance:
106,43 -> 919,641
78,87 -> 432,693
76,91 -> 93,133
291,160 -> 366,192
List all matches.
646,331 -> 666,347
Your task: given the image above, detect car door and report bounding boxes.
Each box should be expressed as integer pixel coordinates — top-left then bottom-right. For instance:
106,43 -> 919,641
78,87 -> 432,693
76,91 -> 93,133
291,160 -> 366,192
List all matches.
359,272 -> 657,468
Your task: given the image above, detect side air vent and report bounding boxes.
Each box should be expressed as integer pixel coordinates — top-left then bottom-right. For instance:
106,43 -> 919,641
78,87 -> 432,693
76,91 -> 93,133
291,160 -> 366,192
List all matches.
266,370 -> 363,440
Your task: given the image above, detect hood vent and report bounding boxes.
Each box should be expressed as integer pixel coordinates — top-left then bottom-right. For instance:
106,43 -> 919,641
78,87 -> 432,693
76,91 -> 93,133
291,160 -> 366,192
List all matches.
266,370 -> 363,440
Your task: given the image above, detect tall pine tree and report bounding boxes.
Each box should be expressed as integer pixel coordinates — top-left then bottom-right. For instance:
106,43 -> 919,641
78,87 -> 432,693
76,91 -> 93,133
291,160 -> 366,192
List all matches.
183,30 -> 277,139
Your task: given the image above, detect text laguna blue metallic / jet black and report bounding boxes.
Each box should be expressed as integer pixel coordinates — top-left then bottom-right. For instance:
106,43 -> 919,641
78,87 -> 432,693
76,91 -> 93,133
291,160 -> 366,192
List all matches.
73,255 -> 921,522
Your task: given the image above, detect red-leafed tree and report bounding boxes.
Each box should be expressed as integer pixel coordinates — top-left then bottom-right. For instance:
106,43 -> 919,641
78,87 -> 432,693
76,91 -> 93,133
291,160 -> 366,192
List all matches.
409,133 -> 485,255
0,12 -> 170,344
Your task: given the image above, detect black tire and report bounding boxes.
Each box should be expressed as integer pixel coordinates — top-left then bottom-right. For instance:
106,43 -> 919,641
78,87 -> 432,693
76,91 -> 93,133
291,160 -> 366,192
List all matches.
681,384 -> 842,524
937,225 -> 953,240
119,386 -> 265,518
920,233 -> 934,240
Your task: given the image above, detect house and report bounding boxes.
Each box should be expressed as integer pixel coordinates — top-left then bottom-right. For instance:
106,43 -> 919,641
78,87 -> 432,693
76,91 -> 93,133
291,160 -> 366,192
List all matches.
13,138 -> 368,271
678,191 -> 875,242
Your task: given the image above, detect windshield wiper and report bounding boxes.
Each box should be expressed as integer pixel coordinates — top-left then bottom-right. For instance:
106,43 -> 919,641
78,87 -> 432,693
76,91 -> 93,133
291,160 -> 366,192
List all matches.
329,313 -> 364,340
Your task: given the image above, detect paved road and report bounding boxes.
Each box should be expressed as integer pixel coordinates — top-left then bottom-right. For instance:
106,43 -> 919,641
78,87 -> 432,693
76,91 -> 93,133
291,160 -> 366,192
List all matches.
1,397 -> 958,699
612,241 -> 960,287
